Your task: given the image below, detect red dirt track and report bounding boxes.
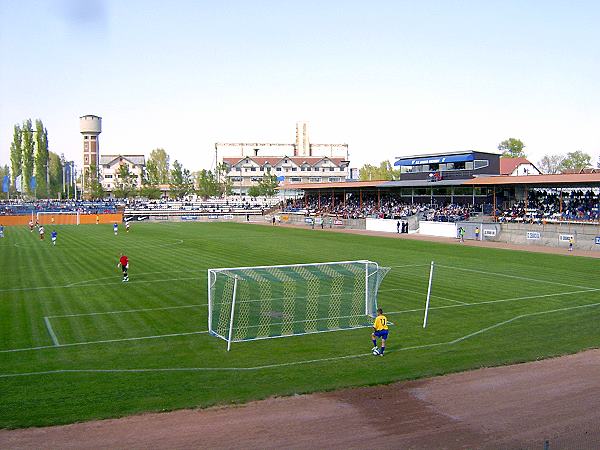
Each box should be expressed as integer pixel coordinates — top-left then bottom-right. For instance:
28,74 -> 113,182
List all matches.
1,226 -> 599,449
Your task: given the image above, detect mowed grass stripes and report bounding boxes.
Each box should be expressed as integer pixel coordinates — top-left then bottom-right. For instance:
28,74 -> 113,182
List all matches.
1,222 -> 599,428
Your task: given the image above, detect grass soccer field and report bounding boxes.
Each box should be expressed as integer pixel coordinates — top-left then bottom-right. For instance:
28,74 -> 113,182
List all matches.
1,222 -> 599,428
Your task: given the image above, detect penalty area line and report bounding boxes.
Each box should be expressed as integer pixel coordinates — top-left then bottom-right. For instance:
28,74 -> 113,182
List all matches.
43,317 -> 60,346
2,301 -> 599,378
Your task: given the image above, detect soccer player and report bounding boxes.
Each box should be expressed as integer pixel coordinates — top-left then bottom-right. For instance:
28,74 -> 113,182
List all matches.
569,237 -> 574,252
39,225 -> 45,240
117,253 -> 129,282
0,224 -> 4,238
113,223 -> 118,236
96,215 -> 99,225
125,221 -> 130,233
29,220 -> 34,232
51,230 -> 57,246
371,308 -> 388,356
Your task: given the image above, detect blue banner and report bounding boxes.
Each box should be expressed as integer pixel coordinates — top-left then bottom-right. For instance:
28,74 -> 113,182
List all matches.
2,175 -> 8,193
30,176 -> 36,190
395,154 -> 475,166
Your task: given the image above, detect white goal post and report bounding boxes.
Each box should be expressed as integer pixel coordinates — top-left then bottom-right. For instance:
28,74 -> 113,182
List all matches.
36,211 -> 81,225
208,260 -> 390,351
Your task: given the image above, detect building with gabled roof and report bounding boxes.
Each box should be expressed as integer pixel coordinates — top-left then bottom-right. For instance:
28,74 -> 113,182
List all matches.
499,157 -> 541,176
99,154 -> 146,194
217,122 -> 350,194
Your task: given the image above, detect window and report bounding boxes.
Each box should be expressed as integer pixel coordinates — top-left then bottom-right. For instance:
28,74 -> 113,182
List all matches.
465,162 -> 474,170
104,174 -> 113,179
91,136 -> 96,140
276,167 -> 282,171
309,177 -> 322,182
291,167 -> 297,171
230,176 -> 242,182
290,177 -> 302,182
328,177 -> 341,182
474,160 -> 489,170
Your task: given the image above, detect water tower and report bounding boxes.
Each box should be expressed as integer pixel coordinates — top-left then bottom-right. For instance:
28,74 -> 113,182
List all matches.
80,115 -> 102,193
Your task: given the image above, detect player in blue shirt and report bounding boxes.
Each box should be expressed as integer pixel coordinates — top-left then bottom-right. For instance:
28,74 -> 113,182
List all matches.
0,224 -> 4,238
113,223 -> 118,236
51,230 -> 57,246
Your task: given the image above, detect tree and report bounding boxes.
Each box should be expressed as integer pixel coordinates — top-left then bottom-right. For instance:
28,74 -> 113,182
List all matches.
140,159 -> 162,199
537,154 -> 565,174
138,184 -> 162,199
169,160 -> 193,199
85,164 -> 105,199
498,138 -> 526,158
33,119 -> 49,198
9,124 -> 22,191
216,162 -> 233,197
359,160 -> 400,181
247,185 -> 262,197
47,152 -> 64,198
559,151 -> 592,172
113,164 -> 137,198
0,164 -> 9,199
21,119 -> 34,196
148,148 -> 170,184
257,172 -> 278,196
196,169 -> 219,199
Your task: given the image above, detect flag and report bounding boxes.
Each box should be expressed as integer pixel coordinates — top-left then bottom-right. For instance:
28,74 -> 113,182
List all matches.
15,174 -> 22,192
2,175 -> 8,193
30,176 -> 36,190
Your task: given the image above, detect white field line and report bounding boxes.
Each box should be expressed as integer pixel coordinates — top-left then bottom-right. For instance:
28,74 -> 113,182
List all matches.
384,287 -> 600,316
437,264 -> 597,291
47,304 -> 206,319
0,264 -> 423,294
43,317 -> 60,346
2,301 -> 599,378
0,276 -> 204,293
2,287 -> 598,355
0,330 -> 209,354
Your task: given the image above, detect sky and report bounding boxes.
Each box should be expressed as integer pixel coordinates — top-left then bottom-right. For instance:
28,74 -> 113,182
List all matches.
1,0 -> 599,172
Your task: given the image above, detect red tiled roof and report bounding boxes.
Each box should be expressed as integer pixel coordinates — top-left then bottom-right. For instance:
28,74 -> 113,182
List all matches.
499,157 -> 535,175
463,173 -> 600,186
223,156 -> 346,167
279,180 -> 387,190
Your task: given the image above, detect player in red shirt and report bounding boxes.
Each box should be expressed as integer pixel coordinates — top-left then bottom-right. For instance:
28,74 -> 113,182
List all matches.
117,253 -> 129,282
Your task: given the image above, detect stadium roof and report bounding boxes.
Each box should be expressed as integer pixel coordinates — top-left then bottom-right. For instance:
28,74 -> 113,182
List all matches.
279,180 -> 387,190
463,173 -> 600,186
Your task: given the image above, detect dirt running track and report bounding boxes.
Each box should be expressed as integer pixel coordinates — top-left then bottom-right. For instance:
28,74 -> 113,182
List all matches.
2,226 -> 599,449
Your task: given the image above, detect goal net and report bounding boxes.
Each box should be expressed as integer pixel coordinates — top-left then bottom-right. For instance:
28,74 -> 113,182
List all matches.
208,260 -> 390,350
36,211 -> 81,225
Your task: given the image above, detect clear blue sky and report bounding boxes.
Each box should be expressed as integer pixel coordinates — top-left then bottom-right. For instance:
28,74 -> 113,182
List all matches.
1,0 -> 599,171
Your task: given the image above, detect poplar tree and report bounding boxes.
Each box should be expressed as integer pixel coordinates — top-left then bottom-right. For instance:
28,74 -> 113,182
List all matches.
9,124 -> 22,191
21,119 -> 34,196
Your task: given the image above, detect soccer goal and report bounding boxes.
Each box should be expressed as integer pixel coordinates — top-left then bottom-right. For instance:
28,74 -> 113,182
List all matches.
36,211 -> 81,225
208,260 -> 390,350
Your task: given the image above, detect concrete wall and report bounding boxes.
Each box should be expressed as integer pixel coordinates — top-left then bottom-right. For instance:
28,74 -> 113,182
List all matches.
490,222 -> 600,251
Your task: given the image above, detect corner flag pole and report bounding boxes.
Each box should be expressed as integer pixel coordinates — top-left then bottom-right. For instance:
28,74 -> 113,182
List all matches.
423,261 -> 434,328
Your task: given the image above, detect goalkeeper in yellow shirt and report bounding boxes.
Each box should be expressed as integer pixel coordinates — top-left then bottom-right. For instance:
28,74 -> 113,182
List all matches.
371,308 -> 388,356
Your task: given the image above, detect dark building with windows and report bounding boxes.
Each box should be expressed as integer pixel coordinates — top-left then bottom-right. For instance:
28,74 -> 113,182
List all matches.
394,150 -> 500,181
